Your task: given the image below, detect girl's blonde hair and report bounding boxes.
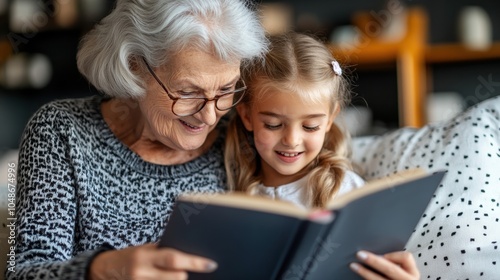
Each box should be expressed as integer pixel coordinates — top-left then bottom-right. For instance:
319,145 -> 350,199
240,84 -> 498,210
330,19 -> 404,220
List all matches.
225,32 -> 352,208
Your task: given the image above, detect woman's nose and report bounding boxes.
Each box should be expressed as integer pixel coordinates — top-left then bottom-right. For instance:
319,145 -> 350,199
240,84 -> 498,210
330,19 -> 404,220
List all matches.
195,101 -> 218,125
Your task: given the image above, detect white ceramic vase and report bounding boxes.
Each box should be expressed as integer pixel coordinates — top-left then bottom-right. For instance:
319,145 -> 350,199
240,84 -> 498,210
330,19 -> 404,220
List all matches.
458,6 -> 492,50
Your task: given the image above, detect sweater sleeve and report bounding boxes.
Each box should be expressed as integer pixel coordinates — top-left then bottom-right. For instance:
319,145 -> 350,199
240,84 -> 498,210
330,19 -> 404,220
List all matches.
5,104 -> 107,280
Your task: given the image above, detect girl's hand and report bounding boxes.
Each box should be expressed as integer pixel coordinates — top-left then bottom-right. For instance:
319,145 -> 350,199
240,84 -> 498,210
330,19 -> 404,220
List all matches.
349,250 -> 420,280
88,243 -> 217,280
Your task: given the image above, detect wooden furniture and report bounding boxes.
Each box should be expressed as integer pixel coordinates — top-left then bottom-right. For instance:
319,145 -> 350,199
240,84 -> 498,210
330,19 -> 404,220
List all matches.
331,7 -> 500,128
426,42 -> 500,63
0,39 -> 12,65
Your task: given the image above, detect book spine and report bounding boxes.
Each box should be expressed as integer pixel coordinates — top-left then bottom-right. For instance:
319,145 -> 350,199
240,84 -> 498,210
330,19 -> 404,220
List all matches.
277,216 -> 333,280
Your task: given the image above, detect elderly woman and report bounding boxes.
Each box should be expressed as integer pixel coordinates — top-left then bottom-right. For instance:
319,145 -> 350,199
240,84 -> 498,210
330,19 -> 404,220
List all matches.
8,0 -> 267,279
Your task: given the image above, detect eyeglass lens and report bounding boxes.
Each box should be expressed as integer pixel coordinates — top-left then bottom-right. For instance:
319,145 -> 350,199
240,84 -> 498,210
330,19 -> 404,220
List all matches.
172,80 -> 246,116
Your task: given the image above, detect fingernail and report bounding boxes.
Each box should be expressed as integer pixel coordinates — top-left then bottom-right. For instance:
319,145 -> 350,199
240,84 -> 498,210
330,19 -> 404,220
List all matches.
357,250 -> 368,260
205,261 -> 218,272
350,262 -> 360,271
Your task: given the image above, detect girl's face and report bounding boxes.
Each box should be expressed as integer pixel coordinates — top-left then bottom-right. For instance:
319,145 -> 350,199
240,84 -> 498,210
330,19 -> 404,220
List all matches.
237,87 -> 339,187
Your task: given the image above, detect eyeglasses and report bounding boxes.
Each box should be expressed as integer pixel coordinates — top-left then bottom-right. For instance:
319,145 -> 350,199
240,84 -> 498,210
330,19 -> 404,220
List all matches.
142,58 -> 247,117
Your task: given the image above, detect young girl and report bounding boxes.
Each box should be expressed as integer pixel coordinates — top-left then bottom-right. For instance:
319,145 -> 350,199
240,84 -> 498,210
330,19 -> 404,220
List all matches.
224,32 -> 420,279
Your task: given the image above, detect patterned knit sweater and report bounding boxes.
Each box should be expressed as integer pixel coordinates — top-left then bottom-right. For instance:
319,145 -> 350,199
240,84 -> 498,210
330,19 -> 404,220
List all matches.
6,96 -> 227,279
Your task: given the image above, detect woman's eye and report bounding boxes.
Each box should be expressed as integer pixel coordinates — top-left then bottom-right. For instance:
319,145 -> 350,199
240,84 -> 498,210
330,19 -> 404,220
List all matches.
178,91 -> 200,98
264,123 -> 282,130
220,86 -> 234,94
304,126 -> 320,132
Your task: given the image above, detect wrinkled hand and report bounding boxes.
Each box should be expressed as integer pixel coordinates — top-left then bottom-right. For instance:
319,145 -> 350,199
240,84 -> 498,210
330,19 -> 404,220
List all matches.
89,243 -> 217,280
350,250 -> 420,280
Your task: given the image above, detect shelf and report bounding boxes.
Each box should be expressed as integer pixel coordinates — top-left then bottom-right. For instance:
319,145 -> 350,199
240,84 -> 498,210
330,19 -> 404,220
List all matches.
330,41 -> 401,65
426,42 -> 500,63
330,7 -> 500,128
0,40 -> 12,64
335,41 -> 500,65
330,7 -> 427,128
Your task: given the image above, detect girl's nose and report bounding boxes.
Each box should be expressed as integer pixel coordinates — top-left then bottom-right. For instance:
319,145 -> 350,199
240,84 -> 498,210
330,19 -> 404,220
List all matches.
282,128 -> 300,148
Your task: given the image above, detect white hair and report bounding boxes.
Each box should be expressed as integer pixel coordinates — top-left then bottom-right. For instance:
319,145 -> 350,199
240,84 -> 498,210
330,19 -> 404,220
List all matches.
77,0 -> 268,98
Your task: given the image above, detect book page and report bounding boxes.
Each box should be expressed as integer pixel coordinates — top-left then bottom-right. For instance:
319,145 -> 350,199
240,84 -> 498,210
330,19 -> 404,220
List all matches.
179,169 -> 428,218
327,168 -> 428,210
178,192 -> 311,219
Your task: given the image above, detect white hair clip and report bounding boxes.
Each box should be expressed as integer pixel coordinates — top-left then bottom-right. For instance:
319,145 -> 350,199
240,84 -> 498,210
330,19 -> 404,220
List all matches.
331,60 -> 342,76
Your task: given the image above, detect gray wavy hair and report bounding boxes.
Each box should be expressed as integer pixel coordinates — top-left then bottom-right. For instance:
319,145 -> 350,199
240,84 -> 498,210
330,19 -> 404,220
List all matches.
77,0 -> 268,98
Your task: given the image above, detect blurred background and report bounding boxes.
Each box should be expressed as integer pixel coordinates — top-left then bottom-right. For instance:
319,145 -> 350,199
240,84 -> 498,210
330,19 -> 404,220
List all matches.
1,0 -> 500,152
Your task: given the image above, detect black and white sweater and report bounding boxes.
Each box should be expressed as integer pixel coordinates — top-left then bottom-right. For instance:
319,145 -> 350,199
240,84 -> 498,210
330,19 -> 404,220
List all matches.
7,96 -> 227,279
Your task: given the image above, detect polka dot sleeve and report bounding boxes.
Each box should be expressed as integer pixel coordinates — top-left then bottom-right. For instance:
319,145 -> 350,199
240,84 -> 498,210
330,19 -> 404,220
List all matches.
351,96 -> 500,279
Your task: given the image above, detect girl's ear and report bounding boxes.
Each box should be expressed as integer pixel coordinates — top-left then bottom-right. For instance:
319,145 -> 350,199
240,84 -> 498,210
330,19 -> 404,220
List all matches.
236,104 -> 254,131
325,103 -> 341,132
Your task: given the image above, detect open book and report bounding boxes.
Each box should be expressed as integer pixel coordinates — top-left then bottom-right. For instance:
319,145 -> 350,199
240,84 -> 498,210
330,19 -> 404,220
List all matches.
159,169 -> 446,280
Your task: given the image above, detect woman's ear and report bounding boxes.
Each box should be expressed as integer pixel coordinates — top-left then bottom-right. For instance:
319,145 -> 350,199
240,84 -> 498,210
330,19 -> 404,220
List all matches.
236,104 -> 254,131
326,103 -> 341,132
129,56 -> 148,81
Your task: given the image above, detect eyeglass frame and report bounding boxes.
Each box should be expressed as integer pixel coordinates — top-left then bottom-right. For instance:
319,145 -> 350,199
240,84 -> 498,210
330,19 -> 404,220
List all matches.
142,57 -> 247,117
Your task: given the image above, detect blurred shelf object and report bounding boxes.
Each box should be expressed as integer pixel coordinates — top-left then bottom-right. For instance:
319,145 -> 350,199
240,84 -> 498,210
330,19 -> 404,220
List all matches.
259,3 -> 293,35
0,0 -> 7,15
1,0 -> 113,91
80,0 -> 109,24
457,6 -> 492,51
55,0 -> 79,28
7,0 -> 110,33
0,53 -> 52,89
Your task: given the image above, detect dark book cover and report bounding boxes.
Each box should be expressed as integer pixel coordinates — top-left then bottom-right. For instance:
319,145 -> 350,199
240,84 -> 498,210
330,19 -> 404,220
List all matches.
159,198 -> 317,280
302,171 -> 446,280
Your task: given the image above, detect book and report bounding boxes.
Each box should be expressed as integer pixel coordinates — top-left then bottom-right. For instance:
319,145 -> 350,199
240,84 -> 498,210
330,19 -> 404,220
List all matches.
158,169 -> 446,280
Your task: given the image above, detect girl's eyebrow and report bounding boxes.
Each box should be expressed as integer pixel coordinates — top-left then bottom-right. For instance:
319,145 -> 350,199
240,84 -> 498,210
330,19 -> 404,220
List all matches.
259,111 -> 327,119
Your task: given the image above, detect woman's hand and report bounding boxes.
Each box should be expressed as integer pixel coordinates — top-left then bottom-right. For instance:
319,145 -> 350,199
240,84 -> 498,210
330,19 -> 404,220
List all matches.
88,243 -> 217,280
349,250 -> 420,280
